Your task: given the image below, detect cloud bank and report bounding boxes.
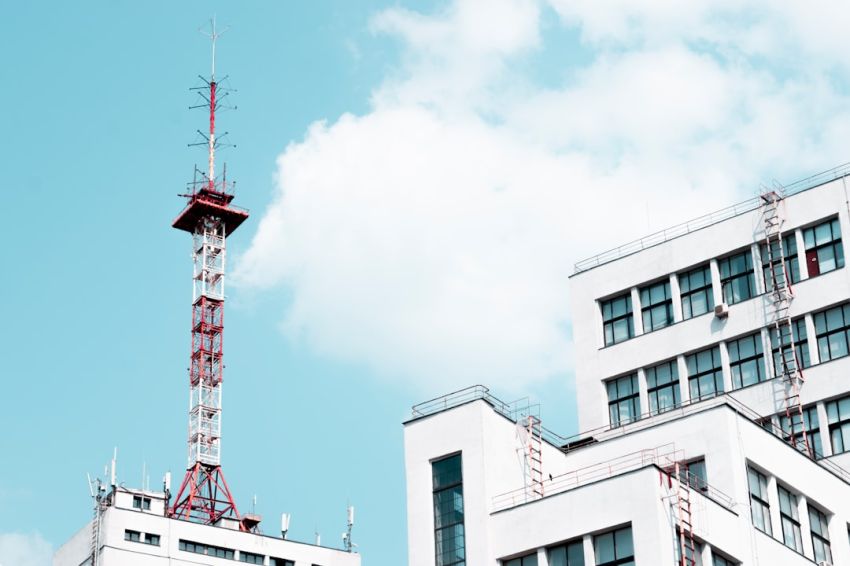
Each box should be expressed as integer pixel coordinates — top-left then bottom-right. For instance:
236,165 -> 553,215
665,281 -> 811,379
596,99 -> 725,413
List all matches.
0,532 -> 52,566
235,0 -> 850,394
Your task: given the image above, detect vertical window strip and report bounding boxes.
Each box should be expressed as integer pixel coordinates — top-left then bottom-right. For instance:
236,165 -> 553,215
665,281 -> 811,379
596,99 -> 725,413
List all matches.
747,468 -> 772,536
808,506 -> 833,564
433,454 -> 465,566
778,486 -> 803,552
679,264 -> 714,320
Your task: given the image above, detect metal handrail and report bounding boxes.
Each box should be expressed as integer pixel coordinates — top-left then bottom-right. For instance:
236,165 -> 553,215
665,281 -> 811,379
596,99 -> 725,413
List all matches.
573,162 -> 850,273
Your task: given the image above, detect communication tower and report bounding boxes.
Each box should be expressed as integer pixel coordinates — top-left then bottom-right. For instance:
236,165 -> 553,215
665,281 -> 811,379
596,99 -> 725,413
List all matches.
168,18 -> 250,528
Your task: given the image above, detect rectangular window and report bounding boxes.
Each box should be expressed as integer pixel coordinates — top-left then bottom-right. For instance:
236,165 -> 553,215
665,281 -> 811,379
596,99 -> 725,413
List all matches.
803,218 -> 844,276
769,319 -> 810,377
640,280 -> 673,332
179,539 -> 234,560
131,495 -> 151,510
686,346 -> 724,401
814,303 -> 850,362
607,374 -> 640,427
679,458 -> 707,492
433,454 -> 465,566
240,551 -> 265,564
747,468 -> 772,535
601,294 -> 634,346
271,559 -> 295,566
808,505 -> 833,564
646,360 -> 680,415
712,554 -> 736,566
779,406 -> 822,459
718,251 -> 756,305
728,333 -> 766,389
548,540 -> 585,566
594,526 -> 634,566
826,396 -> 850,455
761,234 -> 800,290
143,533 -> 160,546
504,553 -> 538,566
679,264 -> 714,319
124,530 -> 141,542
778,485 -> 803,552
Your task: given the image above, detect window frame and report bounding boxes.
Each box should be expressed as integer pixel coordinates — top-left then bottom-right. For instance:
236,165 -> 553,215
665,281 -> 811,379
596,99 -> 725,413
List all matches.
686,346 -> 724,401
777,485 -> 803,553
718,251 -> 756,305
769,318 -> 810,376
607,374 -> 640,427
727,333 -> 766,390
826,396 -> 850,455
761,233 -> 800,290
503,553 -> 539,566
433,453 -> 466,566
813,303 -> 850,362
239,551 -> 265,564
645,360 -> 680,415
778,405 -> 822,459
803,217 -> 844,277
747,467 -> 772,536
593,526 -> 634,566
601,294 -> 634,346
547,539 -> 585,566
679,264 -> 715,320
639,280 -> 674,333
808,505 -> 833,564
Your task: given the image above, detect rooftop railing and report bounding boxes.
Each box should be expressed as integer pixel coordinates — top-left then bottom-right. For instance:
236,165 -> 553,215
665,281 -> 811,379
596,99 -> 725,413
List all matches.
573,162 -> 850,273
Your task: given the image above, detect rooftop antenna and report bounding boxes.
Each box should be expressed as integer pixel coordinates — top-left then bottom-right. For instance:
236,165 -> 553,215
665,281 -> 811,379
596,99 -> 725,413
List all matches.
281,513 -> 291,539
315,529 -> 321,546
343,505 -> 356,552
110,447 -> 117,490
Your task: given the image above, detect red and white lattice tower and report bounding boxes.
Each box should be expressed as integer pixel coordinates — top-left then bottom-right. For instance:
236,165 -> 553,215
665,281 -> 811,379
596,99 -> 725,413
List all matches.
168,20 -> 250,528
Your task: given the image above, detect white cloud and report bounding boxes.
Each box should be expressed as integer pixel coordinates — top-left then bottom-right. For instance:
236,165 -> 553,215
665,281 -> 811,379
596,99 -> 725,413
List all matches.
0,532 -> 52,566
235,0 -> 850,394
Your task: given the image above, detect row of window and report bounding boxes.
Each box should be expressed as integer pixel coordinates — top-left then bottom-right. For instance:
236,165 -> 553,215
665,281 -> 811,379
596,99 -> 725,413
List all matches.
177,539 -> 295,565
747,467 -> 833,563
606,302 -> 850,428
600,218 -> 845,346
124,529 -> 159,546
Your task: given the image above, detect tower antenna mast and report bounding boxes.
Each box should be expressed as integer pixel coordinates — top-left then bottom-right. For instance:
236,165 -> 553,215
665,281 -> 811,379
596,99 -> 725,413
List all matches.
168,18 -> 249,529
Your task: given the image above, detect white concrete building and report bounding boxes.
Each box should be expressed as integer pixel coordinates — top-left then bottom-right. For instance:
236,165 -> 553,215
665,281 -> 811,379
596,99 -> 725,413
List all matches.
404,165 -> 850,566
54,486 -> 360,566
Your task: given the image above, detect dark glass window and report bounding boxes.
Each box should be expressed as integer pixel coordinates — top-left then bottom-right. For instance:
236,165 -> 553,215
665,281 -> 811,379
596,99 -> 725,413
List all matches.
826,396 -> 850,455
144,533 -> 160,546
548,540 -> 585,566
779,406 -> 822,459
178,540 -> 234,560
271,559 -> 295,566
728,333 -> 766,389
240,551 -> 265,564
607,374 -> 640,427
718,251 -> 756,304
601,294 -> 634,346
769,319 -> 809,377
814,304 -> 850,362
803,218 -> 844,276
679,264 -> 714,319
761,234 -> 800,290
686,346 -> 724,401
778,485 -> 803,552
640,280 -> 673,332
679,458 -> 707,492
747,468 -> 772,535
131,495 -> 151,510
504,553 -> 538,566
433,454 -> 465,566
713,554 -> 736,566
808,505 -> 833,564
646,360 -> 680,415
124,530 -> 141,542
594,526 -> 634,566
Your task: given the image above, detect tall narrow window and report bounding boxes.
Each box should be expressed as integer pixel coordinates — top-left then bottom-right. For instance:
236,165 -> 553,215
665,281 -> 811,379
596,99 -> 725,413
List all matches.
761,234 -> 800,290
601,294 -> 634,346
803,218 -> 844,277
679,264 -> 714,319
808,505 -> 833,564
686,346 -> 724,401
504,553 -> 538,566
813,303 -> 850,362
728,333 -> 766,389
718,251 -> 756,305
594,526 -> 634,566
747,468 -> 772,535
769,318 -> 810,376
433,454 -> 465,566
778,406 -> 822,458
548,539 -> 585,566
646,360 -> 680,415
778,485 -> 803,552
826,396 -> 850,455
640,280 -> 673,332
607,374 -> 640,427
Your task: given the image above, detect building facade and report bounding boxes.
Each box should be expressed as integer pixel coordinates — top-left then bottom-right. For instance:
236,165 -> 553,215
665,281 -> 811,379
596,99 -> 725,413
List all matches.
404,166 -> 850,566
54,486 -> 360,566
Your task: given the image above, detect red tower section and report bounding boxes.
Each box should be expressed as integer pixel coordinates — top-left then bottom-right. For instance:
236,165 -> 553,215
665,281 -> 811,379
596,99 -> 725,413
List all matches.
168,21 -> 251,529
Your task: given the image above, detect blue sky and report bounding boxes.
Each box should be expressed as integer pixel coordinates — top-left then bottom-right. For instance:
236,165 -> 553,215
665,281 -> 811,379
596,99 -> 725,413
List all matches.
3,1 -> 850,565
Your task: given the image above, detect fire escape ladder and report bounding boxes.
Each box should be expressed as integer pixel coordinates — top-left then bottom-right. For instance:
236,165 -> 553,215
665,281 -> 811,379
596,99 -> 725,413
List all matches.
674,462 -> 696,566
526,415 -> 544,499
761,189 -> 810,456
